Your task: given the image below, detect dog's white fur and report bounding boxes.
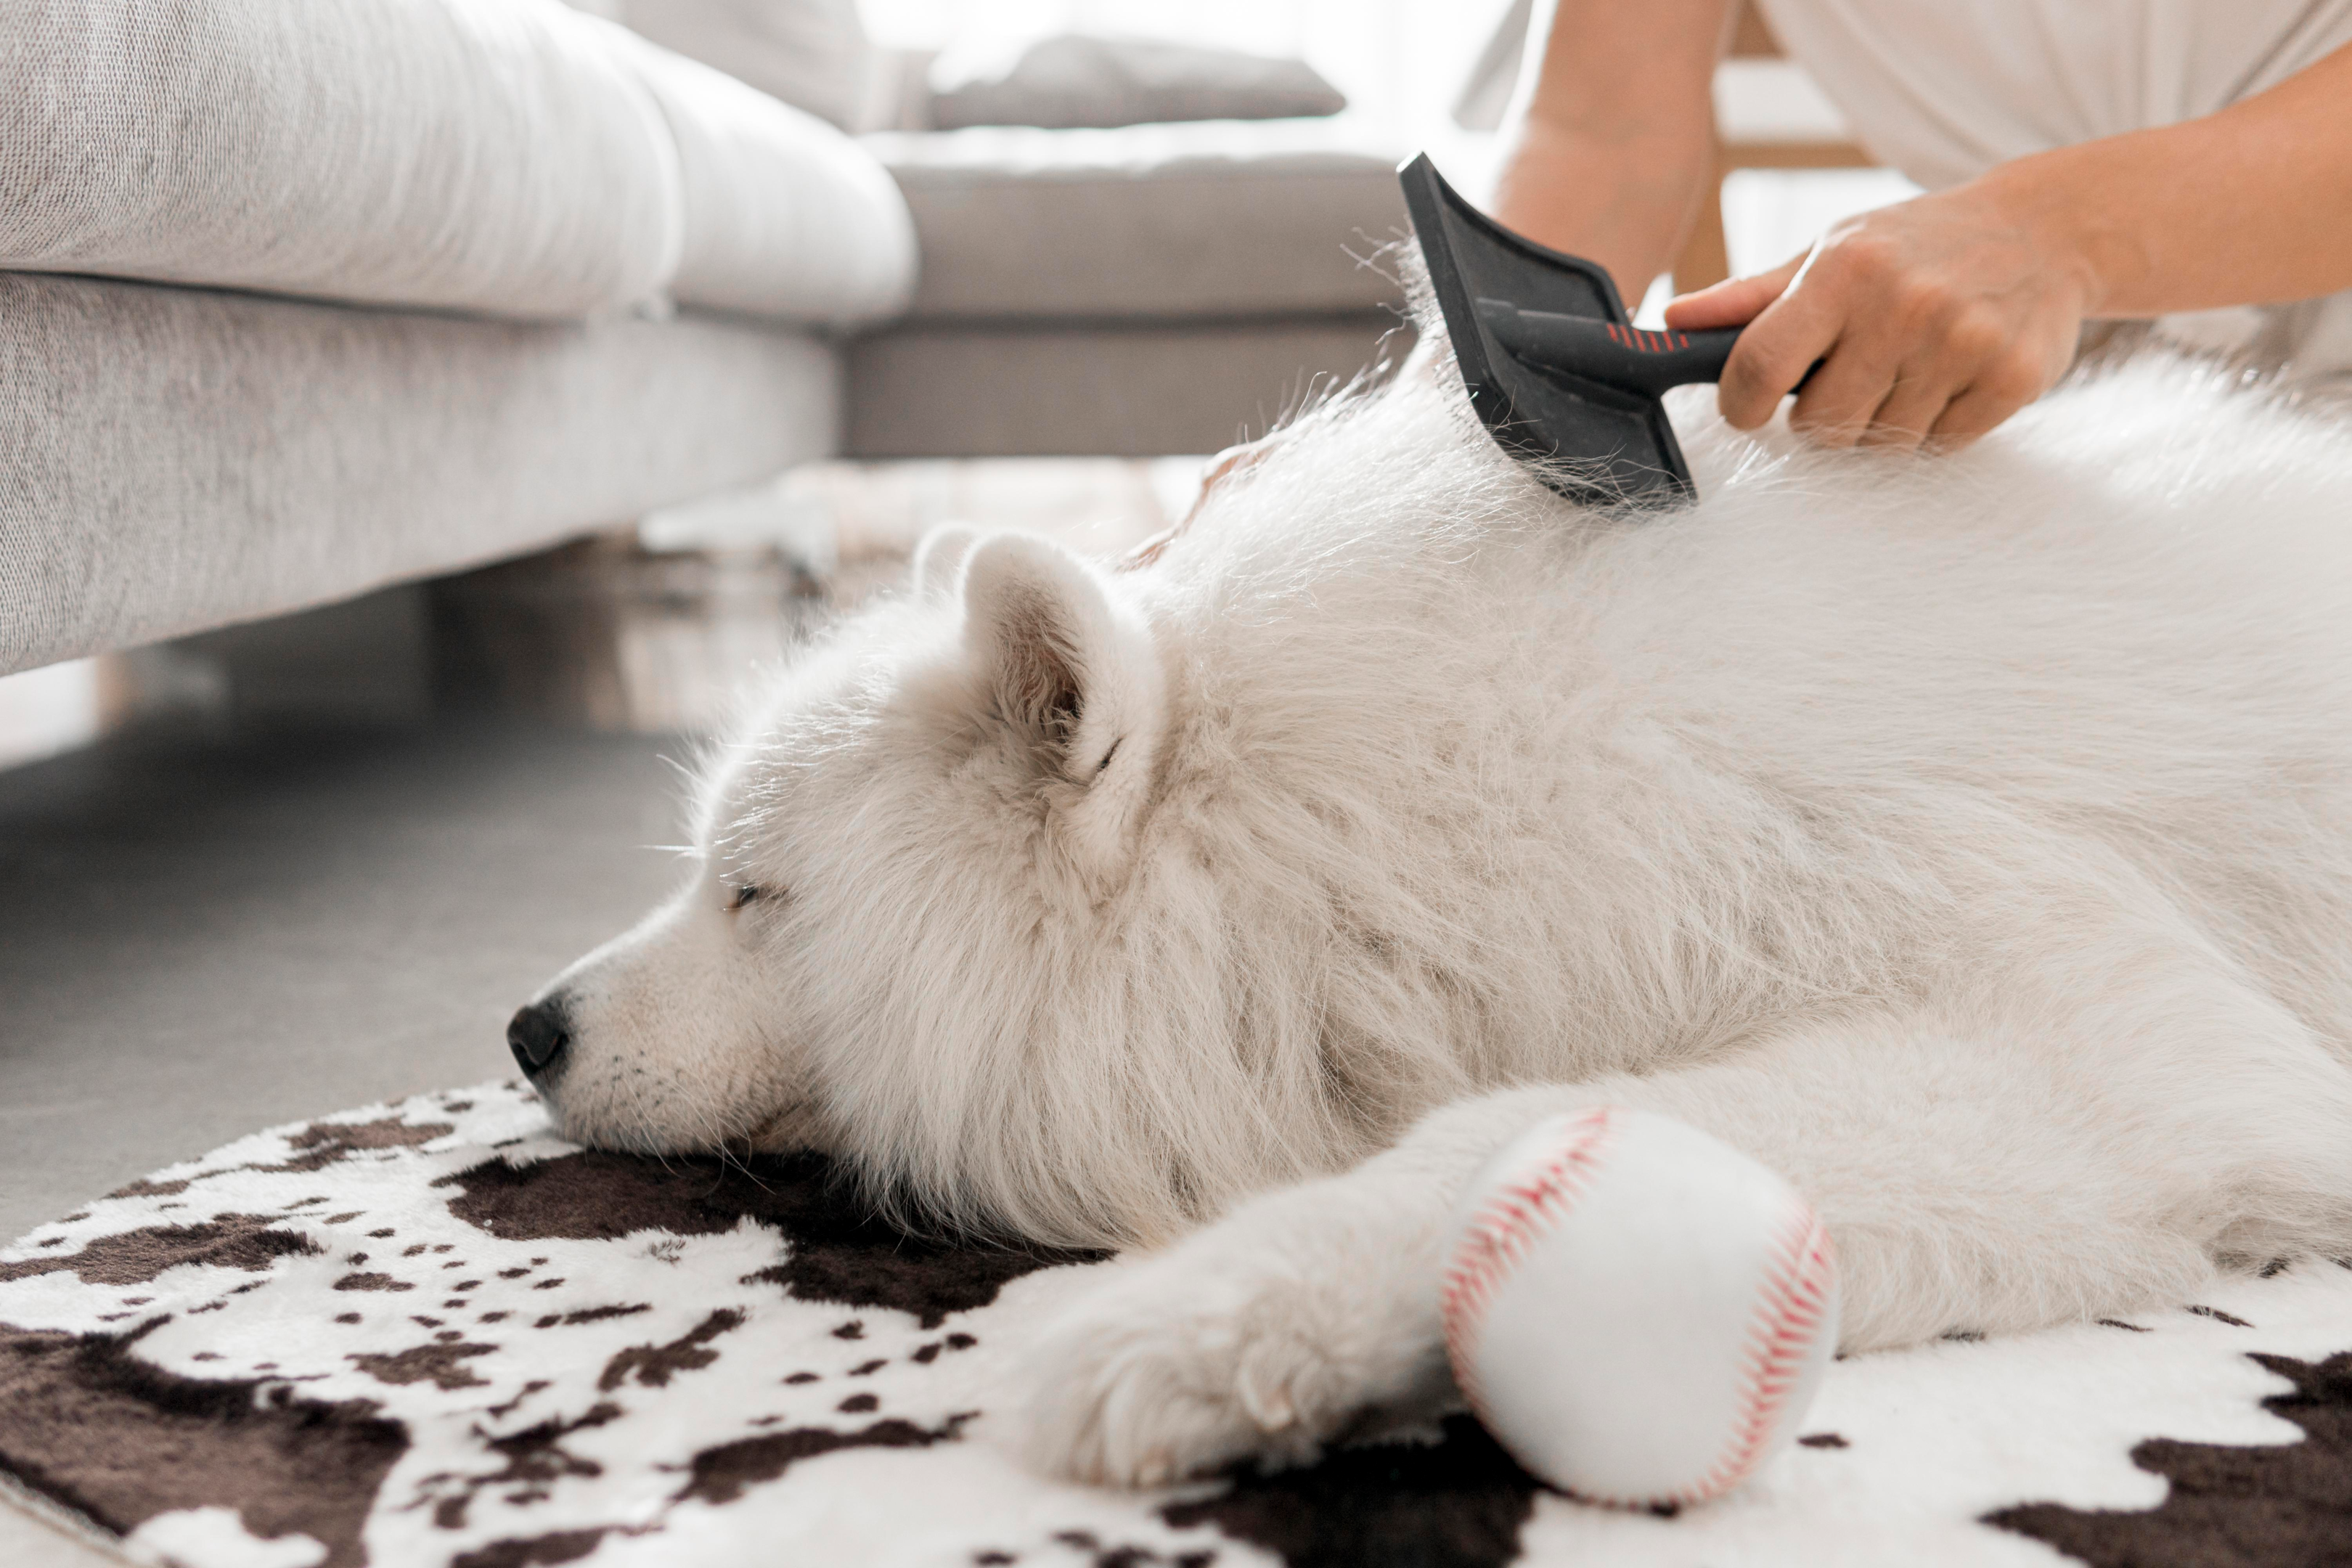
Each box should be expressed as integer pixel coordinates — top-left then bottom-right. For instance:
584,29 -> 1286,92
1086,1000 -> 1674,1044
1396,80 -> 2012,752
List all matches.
528,342 -> 2352,1487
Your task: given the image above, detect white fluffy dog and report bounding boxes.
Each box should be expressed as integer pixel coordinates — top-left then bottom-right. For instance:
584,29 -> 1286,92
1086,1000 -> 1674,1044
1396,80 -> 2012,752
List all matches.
514,336 -> 2352,1488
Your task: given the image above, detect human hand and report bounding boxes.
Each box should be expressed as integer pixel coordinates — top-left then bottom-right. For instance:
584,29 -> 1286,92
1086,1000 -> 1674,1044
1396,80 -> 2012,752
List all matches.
1663,179 -> 2102,449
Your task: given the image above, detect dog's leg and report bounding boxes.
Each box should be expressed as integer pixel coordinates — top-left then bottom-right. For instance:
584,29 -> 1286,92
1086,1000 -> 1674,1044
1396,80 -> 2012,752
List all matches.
1018,979 -> 2352,1486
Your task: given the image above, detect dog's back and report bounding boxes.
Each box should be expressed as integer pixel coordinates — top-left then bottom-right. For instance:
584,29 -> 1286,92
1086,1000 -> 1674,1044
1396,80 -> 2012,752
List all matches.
1146,354 -> 2352,1098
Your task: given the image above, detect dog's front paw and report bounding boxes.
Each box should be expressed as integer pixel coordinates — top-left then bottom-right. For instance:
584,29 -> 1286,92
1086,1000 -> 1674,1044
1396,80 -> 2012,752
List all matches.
1018,1255 -> 1368,1487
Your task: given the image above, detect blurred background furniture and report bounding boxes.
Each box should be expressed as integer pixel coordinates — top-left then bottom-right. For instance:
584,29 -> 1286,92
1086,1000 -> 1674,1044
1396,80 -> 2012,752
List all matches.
0,0 -> 1900,749
1679,3 -> 1877,290
0,0 -> 914,682
0,0 -> 1426,703
847,121 -> 1409,458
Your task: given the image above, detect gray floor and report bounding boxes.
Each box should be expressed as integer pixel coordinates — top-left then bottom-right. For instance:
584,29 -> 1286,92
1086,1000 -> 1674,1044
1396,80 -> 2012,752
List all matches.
0,719 -> 685,1567
0,718 -> 685,1244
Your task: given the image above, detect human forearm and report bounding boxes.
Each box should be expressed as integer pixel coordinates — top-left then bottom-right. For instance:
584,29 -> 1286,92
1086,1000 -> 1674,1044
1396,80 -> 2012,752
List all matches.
1665,36 -> 2352,449
1490,116 -> 1718,300
1986,40 -> 2352,317
1488,0 -> 1731,301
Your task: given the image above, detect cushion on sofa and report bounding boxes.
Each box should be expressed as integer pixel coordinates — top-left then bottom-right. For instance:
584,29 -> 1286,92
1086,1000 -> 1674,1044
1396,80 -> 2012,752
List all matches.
867,121 -> 1409,321
625,41 -> 915,322
0,0 -> 913,325
0,274 -> 841,676
928,35 -> 1347,131
845,316 -> 1410,458
611,0 -> 873,131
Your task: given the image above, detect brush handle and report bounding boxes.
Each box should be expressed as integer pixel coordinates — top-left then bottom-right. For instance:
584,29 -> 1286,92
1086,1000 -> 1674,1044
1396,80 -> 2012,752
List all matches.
1477,301 -> 1816,401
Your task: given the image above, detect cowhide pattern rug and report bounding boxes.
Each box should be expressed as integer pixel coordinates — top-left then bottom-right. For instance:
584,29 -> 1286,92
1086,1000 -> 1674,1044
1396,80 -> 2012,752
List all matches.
5,1083 -> 2352,1568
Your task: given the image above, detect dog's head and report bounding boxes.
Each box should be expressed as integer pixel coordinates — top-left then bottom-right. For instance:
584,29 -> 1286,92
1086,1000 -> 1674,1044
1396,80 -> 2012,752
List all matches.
510,345 -> 1549,1249
512,526 -> 1210,1245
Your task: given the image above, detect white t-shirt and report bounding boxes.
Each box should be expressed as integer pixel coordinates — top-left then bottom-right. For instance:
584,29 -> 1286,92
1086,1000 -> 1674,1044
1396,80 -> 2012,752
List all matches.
1752,0 -> 2352,378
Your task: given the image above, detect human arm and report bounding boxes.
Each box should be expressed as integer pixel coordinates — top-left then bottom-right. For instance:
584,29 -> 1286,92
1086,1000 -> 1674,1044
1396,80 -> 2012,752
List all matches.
1487,0 -> 1735,308
1668,39 -> 2352,448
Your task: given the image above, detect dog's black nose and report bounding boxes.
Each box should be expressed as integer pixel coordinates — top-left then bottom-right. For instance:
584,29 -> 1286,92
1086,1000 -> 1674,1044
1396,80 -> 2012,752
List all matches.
507,996 -> 573,1077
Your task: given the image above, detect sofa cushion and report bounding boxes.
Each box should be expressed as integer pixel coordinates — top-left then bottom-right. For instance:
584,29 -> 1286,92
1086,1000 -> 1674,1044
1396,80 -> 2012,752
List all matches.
928,36 -> 1347,131
0,274 -> 841,674
0,0 -> 912,325
867,121 -> 1409,321
613,0 -> 873,131
629,42 -> 915,322
846,314 -> 1407,458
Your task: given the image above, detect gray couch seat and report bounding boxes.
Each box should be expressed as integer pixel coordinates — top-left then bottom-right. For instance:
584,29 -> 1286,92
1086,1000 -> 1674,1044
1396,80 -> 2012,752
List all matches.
0,277 -> 841,677
850,118 -> 1413,457
0,1 -> 1436,675
0,0 -> 919,677
0,0 -> 915,323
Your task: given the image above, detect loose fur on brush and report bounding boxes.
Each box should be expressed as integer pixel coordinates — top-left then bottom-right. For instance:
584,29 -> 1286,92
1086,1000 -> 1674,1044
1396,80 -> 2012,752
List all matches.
523,325 -> 2352,1487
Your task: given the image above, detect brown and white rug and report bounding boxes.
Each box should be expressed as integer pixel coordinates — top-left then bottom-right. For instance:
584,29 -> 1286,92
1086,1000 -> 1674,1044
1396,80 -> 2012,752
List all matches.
5,1081 -> 2351,1568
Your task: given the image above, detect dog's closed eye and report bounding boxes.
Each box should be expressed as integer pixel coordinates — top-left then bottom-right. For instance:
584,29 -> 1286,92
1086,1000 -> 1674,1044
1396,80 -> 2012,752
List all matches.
727,885 -> 762,912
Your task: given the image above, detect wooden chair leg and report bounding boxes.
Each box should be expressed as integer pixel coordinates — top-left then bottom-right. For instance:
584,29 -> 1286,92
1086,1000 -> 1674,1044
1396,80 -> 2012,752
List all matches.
1673,148 -> 1732,294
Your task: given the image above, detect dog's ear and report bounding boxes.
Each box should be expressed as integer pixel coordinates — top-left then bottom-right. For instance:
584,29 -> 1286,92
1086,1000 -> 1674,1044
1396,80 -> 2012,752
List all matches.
912,524 -> 981,602
960,534 -> 1164,791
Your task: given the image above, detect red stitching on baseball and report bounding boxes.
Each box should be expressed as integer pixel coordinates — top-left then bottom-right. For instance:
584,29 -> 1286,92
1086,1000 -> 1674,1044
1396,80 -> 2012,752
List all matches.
1440,1106 -> 1617,1434
1440,1108 -> 1838,1508
1683,1204 -> 1836,1503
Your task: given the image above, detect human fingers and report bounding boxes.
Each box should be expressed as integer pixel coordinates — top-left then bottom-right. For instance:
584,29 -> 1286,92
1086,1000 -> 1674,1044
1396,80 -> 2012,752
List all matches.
1772,221 -> 1994,446
1771,184 -> 2096,448
1781,332 -> 1912,449
1863,298 -> 2049,449
1715,250 -> 1845,430
1924,356 -> 2049,447
1662,254 -> 1802,330
1857,249 -> 2019,440
1855,361 -> 1972,452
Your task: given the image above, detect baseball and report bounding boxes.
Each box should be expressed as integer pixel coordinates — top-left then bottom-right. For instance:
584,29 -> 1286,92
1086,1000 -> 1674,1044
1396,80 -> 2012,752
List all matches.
1439,1106 -> 1839,1508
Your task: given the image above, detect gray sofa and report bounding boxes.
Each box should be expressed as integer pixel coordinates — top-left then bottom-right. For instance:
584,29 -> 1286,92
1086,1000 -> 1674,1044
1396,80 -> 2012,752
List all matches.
0,0 -> 1409,682
851,121 -> 1408,459
1,277 -> 843,679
